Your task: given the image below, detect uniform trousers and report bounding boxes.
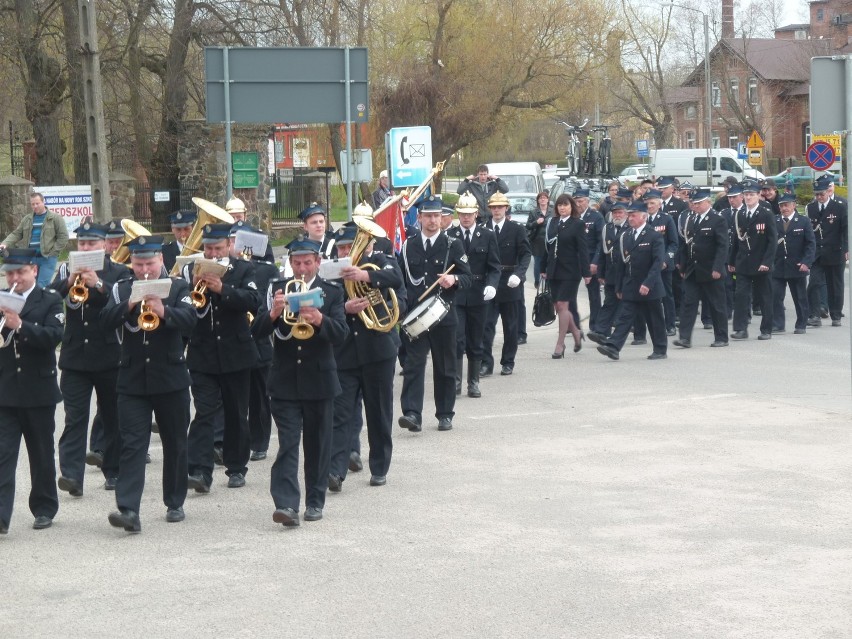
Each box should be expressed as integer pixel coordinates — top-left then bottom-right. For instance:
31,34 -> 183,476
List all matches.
89,412 -> 104,452
188,370 -> 251,484
633,272 -> 674,339
400,323 -> 457,421
116,390 -> 189,514
455,304 -> 487,360
249,365 -> 272,453
808,262 -> 845,321
772,277 -> 809,331
733,273 -> 774,334
330,357 -> 395,481
724,272 -> 735,319
585,274 -> 601,328
59,368 -> 120,483
607,299 -> 667,354
270,398 -> 332,512
482,300 -> 519,369
595,282 -> 621,336
0,406 -> 58,527
678,275 -> 728,343
517,298 -> 527,340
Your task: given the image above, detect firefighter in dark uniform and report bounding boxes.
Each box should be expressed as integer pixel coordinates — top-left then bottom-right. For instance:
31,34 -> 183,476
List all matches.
807,176 -> 849,327
398,196 -> 472,433
162,210 -> 196,274
0,249 -> 64,534
54,222 -> 127,497
300,203 -> 337,258
772,193 -> 816,334
729,179 -> 777,340
100,236 -> 197,533
596,202 -> 668,360
252,239 -> 349,526
482,192 -> 531,376
658,177 -> 689,322
588,201 -> 628,343
574,189 -> 605,330
328,223 -> 405,490
674,189 -> 730,348
184,224 -> 261,493
103,220 -> 127,259
720,184 -> 744,318
446,193 -> 500,397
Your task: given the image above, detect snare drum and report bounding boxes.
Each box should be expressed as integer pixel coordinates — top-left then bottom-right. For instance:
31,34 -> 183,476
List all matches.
401,296 -> 449,340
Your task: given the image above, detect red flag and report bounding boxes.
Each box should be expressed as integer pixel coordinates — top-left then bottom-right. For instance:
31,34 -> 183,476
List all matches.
374,199 -> 406,253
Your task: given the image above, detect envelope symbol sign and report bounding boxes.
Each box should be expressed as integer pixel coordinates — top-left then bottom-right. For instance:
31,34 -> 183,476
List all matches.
409,144 -> 425,157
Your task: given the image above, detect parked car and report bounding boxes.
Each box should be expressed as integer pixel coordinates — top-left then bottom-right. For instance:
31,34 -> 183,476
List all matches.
766,166 -> 836,187
618,164 -> 651,188
648,148 -> 764,186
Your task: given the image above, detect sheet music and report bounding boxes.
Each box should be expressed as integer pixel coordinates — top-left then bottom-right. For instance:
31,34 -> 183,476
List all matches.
69,250 -> 105,273
234,230 -> 268,258
318,257 -> 352,280
286,288 -> 325,314
129,278 -> 173,304
191,258 -> 230,278
174,254 -> 202,271
0,291 -> 26,314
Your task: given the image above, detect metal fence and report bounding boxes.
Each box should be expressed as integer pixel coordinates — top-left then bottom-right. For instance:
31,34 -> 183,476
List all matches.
0,121 -> 31,178
134,179 -> 199,233
270,171 -> 317,223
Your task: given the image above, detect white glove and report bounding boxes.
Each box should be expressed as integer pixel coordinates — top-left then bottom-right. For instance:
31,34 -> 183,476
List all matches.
482,286 -> 497,301
507,274 -> 521,288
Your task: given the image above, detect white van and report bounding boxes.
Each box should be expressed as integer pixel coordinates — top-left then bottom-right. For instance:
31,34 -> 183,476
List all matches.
649,148 -> 764,187
486,162 -> 546,194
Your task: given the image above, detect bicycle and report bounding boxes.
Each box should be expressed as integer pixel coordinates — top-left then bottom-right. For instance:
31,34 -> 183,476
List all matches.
591,124 -> 619,177
557,118 -> 588,176
582,128 -> 596,176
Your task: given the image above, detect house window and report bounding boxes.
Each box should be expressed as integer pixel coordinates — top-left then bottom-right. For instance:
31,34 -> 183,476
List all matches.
794,29 -> 807,39
802,122 -> 811,153
711,132 -> 720,148
685,131 -> 696,148
817,8 -> 824,21
711,81 -> 721,107
685,104 -> 698,120
747,78 -> 758,105
729,79 -> 739,105
729,134 -> 739,148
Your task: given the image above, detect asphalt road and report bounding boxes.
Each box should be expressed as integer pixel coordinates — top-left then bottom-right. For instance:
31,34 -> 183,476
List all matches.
2,276 -> 851,638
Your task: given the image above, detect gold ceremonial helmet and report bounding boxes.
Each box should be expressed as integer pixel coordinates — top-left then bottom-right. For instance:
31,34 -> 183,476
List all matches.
225,196 -> 247,214
487,192 -> 510,208
353,200 -> 374,218
455,192 -> 479,213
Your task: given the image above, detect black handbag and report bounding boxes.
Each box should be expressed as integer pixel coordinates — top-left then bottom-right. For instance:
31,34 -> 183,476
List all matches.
532,281 -> 556,327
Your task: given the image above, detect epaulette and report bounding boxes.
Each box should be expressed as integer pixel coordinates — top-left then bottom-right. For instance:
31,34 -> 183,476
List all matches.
323,279 -> 341,288
116,275 -> 134,284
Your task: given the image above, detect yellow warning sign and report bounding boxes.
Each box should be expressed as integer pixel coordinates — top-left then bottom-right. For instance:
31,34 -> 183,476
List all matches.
747,130 -> 765,149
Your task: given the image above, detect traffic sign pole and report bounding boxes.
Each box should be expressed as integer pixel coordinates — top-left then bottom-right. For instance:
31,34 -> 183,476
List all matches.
846,57 -> 852,397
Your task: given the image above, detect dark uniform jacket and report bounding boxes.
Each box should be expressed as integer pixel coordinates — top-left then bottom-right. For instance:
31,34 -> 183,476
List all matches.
773,211 -> 816,279
399,232 -> 472,327
100,276 -> 197,395
52,256 -> 127,372
617,226 -> 665,301
647,211 -> 679,271
485,219 -> 531,303
250,258 -> 281,367
597,221 -> 628,284
662,196 -> 688,227
720,204 -> 743,257
807,199 -> 849,266
252,277 -> 348,401
580,208 -> 605,266
729,204 -> 778,275
541,217 -> 590,281
182,257 -> 261,374
446,225 -> 500,306
677,210 -> 728,282
334,253 -> 405,368
0,286 -> 64,407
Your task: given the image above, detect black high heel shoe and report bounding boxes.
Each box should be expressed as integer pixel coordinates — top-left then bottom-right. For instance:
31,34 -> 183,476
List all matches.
573,332 -> 585,353
551,345 -> 566,359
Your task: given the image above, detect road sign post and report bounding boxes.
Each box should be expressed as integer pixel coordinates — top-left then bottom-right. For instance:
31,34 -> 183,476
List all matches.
385,126 -> 433,189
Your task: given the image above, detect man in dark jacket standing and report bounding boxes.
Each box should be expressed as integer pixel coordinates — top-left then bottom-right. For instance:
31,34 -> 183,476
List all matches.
806,175 -> 848,327
772,193 -> 816,334
456,164 -> 509,223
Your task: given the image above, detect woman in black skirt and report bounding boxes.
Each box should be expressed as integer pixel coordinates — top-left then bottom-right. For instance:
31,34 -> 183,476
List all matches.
540,194 -> 591,358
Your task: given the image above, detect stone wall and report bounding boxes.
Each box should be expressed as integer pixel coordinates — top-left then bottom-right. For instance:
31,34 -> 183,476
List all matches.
0,175 -> 35,239
109,172 -> 136,220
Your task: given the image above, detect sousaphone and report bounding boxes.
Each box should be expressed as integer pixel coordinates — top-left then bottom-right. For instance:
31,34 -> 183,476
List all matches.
111,219 -> 152,265
168,197 -> 235,276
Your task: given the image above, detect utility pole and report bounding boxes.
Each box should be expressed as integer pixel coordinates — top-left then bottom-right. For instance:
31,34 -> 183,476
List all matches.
78,0 -> 111,222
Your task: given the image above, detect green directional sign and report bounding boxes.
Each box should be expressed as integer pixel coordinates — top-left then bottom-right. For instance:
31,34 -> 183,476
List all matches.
232,152 -> 259,188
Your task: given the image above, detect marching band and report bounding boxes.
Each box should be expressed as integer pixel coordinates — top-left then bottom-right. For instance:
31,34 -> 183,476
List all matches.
0,170 -> 847,535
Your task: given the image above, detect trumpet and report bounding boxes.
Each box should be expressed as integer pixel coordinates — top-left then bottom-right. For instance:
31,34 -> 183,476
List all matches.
69,274 -> 89,304
282,277 -> 315,340
137,275 -> 160,331
0,283 -> 19,332
190,281 -> 207,309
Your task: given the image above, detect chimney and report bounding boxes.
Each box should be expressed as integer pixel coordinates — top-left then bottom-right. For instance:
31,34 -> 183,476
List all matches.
721,0 -> 735,38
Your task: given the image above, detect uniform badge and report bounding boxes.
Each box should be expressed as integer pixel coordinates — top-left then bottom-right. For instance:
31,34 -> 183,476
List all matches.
55,312 -> 65,324
247,281 -> 257,290
181,296 -> 192,304
461,254 -> 468,263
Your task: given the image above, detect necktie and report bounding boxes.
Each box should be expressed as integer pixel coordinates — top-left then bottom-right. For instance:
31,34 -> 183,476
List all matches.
425,238 -> 432,252
634,229 -> 640,242
464,230 -> 471,252
495,224 -> 501,240
820,203 -> 825,212
783,217 -> 791,232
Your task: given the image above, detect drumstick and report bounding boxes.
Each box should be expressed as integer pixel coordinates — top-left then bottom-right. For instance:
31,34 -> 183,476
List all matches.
417,264 -> 456,303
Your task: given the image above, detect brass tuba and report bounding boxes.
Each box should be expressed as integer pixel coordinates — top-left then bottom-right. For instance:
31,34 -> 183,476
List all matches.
111,219 -> 152,265
344,216 -> 399,332
282,277 -> 315,340
168,197 -> 235,276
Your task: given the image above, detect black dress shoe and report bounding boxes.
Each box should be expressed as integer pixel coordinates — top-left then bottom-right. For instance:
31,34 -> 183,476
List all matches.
455,381 -> 462,396
250,450 -> 267,461
479,364 -> 492,377
807,317 -> 822,327
730,331 -> 748,340
820,308 -> 830,318
517,337 -> 527,345
165,507 -> 185,523
666,328 -> 677,336
328,474 -> 343,493
398,413 -> 421,432
145,453 -> 151,464
586,331 -> 605,345
104,477 -> 117,491
85,450 -> 104,468
32,515 -> 52,530
630,339 -> 647,346
437,417 -> 453,431
108,509 -> 141,533
832,319 -> 842,327
188,474 -> 210,494
58,476 -> 83,497
710,340 -> 729,347
0,519 -> 7,535
793,328 -> 806,334
304,506 -> 323,521
213,445 -> 224,466
348,451 -> 363,472
753,308 -> 762,316
647,352 -> 667,360
273,508 -> 300,527
370,475 -> 387,486
596,344 -> 619,360
757,333 -> 771,340
227,473 -> 246,488
467,382 -> 481,398
703,323 -> 713,330
500,365 -> 513,375
673,339 -> 692,348
771,328 -> 786,334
